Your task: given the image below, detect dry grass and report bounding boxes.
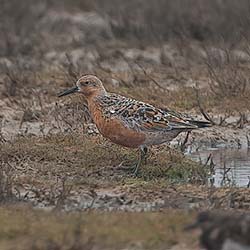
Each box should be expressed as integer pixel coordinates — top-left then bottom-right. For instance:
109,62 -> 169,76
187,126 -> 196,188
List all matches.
0,205 -> 195,250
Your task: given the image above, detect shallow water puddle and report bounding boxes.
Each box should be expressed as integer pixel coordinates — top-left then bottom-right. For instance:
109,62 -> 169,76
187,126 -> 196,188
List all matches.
187,147 -> 250,187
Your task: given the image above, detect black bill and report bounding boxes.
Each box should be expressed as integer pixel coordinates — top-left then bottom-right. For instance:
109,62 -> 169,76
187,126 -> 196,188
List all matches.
58,86 -> 79,97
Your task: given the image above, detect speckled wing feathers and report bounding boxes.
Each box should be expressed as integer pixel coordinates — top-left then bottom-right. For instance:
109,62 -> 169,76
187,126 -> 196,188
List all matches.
97,93 -> 197,132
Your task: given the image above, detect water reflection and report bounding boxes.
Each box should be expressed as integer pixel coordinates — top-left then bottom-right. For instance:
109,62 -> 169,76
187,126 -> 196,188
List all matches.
187,147 -> 250,187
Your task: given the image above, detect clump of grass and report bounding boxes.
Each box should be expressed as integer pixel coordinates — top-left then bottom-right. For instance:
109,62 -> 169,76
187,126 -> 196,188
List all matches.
0,133 -> 206,188
135,146 -> 206,183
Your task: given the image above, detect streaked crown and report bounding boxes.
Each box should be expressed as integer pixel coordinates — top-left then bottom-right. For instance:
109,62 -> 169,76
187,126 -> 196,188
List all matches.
58,75 -> 107,98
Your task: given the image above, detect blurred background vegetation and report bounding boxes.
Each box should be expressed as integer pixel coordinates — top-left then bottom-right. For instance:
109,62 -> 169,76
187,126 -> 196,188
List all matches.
1,0 -> 250,55
1,0 -> 250,108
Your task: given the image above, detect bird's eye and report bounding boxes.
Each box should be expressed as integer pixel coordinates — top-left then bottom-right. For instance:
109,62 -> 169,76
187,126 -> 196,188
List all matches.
81,81 -> 90,86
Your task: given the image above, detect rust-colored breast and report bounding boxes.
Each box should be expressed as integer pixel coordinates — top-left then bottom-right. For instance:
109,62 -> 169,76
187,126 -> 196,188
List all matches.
88,101 -> 145,148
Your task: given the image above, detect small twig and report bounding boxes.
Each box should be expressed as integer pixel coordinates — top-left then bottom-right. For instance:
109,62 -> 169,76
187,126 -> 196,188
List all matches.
235,112 -> 248,129
246,135 -> 250,148
0,119 -> 6,143
55,177 -> 73,210
220,161 -> 231,187
180,131 -> 190,152
193,86 -> 215,124
247,177 -> 250,188
134,61 -> 167,91
218,114 -> 230,126
204,154 -> 212,167
65,53 -> 80,81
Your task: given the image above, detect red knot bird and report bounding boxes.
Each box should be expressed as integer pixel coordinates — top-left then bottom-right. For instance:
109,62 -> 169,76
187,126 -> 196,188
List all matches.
58,75 -> 211,175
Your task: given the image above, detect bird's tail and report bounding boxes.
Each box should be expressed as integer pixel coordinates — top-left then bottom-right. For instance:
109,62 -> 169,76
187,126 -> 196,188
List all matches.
188,120 -> 212,128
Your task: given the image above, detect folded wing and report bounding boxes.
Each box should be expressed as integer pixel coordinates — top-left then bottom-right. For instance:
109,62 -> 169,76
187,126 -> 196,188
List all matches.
99,93 -> 210,133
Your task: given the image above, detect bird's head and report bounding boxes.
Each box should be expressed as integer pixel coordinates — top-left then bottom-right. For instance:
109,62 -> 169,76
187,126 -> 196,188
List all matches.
58,75 -> 107,99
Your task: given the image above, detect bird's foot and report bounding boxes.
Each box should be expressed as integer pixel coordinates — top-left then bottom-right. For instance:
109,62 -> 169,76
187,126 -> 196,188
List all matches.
131,163 -> 141,177
116,161 -> 136,171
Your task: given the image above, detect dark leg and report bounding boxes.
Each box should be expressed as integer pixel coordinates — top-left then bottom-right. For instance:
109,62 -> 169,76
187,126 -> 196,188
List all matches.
133,146 -> 148,176
143,146 -> 148,164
